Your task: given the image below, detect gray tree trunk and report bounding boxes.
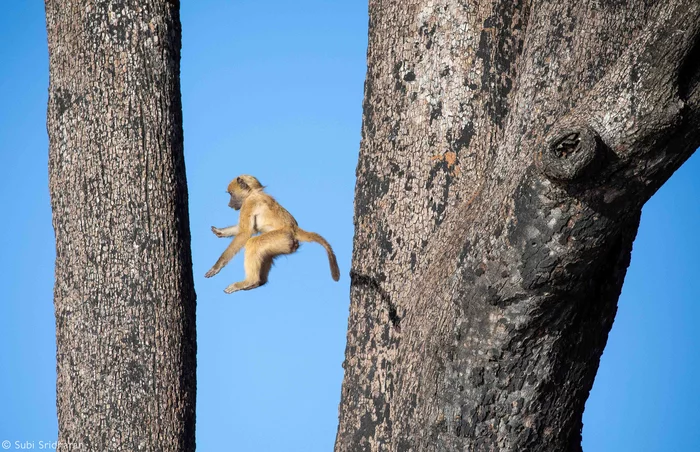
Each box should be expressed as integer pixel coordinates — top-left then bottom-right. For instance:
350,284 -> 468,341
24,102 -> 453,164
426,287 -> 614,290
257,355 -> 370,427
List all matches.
45,1 -> 196,451
336,0 -> 700,451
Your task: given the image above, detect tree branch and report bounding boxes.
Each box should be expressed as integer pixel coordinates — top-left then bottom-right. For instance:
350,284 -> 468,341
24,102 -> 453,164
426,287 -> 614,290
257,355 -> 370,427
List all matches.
537,0 -> 700,202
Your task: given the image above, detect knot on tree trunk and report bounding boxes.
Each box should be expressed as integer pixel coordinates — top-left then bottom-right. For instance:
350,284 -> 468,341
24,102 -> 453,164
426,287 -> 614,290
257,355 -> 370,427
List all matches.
537,125 -> 603,182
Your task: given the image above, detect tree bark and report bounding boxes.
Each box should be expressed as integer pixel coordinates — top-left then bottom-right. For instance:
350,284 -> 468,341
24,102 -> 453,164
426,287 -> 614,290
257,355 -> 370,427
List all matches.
46,1 -> 196,451
336,0 -> 700,451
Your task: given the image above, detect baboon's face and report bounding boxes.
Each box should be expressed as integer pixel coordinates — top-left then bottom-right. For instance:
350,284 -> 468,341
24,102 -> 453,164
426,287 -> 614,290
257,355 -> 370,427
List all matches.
228,190 -> 244,210
226,175 -> 260,210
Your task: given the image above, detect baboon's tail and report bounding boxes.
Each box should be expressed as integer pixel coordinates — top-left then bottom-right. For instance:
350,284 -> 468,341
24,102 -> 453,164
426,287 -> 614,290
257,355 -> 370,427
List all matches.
296,229 -> 340,281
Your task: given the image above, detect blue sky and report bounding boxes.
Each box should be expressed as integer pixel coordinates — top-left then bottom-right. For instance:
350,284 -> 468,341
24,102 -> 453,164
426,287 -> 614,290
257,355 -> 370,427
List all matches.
0,2 -> 698,451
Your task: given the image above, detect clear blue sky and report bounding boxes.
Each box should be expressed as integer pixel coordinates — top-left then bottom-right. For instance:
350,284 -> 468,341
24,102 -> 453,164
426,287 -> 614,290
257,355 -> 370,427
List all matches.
0,2 -> 698,451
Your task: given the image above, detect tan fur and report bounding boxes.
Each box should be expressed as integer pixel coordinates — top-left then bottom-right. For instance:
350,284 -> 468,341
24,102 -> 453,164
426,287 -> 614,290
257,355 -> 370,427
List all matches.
205,175 -> 340,293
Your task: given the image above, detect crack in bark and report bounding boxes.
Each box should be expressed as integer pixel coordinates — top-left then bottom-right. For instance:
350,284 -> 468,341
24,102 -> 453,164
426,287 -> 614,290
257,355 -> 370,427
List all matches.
350,270 -> 401,330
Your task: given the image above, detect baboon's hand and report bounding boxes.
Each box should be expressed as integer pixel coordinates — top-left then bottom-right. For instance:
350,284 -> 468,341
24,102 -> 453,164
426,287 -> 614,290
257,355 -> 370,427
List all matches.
204,267 -> 220,278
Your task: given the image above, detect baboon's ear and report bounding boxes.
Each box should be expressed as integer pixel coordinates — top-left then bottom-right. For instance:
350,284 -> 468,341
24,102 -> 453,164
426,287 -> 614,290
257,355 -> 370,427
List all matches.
236,177 -> 249,190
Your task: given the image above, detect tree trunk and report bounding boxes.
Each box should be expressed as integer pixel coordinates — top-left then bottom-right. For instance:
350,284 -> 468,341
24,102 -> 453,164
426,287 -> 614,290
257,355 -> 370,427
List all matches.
336,0 -> 700,450
46,1 -> 196,451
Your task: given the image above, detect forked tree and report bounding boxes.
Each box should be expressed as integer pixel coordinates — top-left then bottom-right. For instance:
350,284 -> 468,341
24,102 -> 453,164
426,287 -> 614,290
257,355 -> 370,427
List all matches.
336,0 -> 699,450
46,1 -> 196,450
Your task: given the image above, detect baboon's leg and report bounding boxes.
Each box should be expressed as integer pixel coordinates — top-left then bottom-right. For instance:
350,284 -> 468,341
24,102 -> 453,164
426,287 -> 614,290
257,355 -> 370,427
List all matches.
224,231 -> 297,294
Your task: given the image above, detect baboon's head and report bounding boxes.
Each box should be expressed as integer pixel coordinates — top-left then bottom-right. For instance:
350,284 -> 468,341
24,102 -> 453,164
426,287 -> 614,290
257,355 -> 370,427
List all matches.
226,175 -> 263,210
